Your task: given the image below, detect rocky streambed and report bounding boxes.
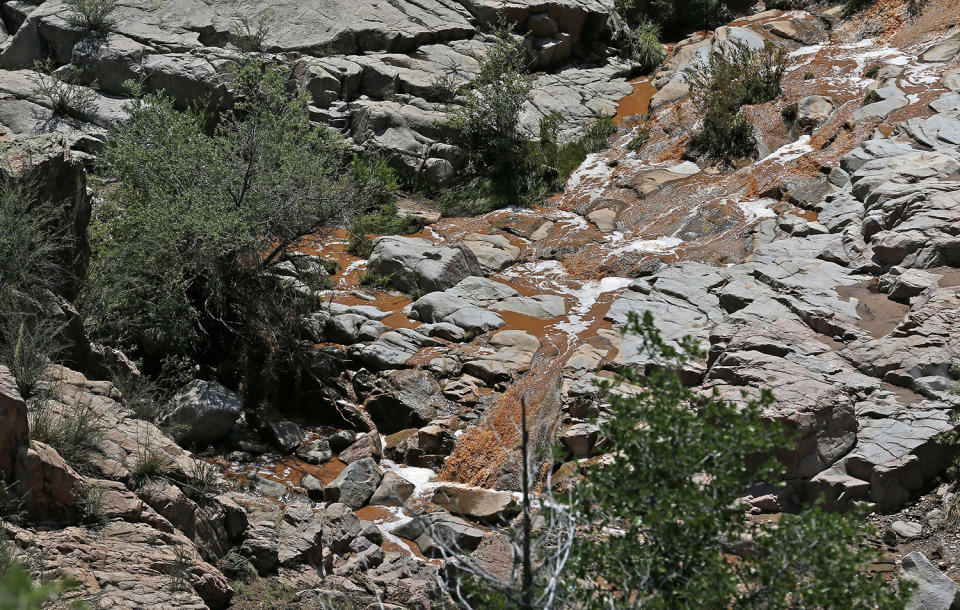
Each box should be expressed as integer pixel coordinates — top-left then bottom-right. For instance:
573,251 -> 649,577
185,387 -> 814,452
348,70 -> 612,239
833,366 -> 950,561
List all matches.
4,0 -> 960,607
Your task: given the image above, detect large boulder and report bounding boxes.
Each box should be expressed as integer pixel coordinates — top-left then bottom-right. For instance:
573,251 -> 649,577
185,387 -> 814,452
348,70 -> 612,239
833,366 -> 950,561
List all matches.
324,457 -> 383,509
160,380 -> 243,447
362,369 -> 457,434
900,551 -> 960,609
14,441 -> 85,523
365,236 -> 483,295
0,365 -> 27,481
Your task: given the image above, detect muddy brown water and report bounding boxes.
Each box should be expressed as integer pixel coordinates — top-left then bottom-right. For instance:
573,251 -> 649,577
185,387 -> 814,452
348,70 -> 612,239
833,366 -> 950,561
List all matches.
837,280 -> 910,339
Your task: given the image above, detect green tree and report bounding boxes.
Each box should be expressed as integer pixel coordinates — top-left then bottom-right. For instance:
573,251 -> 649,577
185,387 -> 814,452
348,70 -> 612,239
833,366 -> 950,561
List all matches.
83,59 -> 369,391
566,311 -> 906,608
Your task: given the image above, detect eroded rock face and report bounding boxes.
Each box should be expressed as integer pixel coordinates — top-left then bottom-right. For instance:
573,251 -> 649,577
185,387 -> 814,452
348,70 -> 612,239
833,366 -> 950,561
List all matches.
0,365 -> 27,480
14,440 -> 85,523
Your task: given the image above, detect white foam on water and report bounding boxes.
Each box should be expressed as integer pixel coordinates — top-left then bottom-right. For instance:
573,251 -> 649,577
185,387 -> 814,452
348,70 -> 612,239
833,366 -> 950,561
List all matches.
736,198 -> 778,222
564,153 -> 613,201
550,209 -> 591,232
607,235 -> 684,258
761,135 -> 812,164
553,276 -> 634,337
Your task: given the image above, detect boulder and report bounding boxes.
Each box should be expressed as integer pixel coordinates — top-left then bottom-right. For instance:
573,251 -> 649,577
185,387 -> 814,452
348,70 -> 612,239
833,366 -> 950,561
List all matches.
160,380 -> 243,447
901,551 -> 960,610
390,512 -> 484,556
324,457 -> 383,509
369,471 -> 415,506
301,474 -> 326,502
339,431 -> 383,464
0,365 -> 27,480
920,33 -> 960,63
297,438 -> 333,465
363,369 -> 457,434
795,95 -> 833,131
366,236 -> 484,295
262,420 -> 305,453
14,441 -> 85,523
431,486 -> 519,523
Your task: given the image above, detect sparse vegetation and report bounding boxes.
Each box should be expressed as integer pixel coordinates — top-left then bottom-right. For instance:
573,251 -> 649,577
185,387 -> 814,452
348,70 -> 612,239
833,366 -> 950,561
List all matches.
29,396 -> 104,476
230,11 -> 273,53
627,127 -> 651,150
843,0 -> 876,16
63,0 -> 118,36
29,61 -> 99,122
865,64 -> 882,79
781,101 -> 798,123
179,460 -> 222,502
687,41 -> 787,163
804,71 -> 815,80
357,270 -> 395,291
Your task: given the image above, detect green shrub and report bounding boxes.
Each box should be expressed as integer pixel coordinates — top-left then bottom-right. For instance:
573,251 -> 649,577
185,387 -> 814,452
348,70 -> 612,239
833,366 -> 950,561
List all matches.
803,71 -> 815,80
346,203 -> 422,258
864,64 -> 882,79
448,23 -> 533,204
357,270 -> 395,291
614,0 -> 728,34
627,127 -> 651,150
619,19 -> 666,73
230,11 -> 273,53
781,101 -> 798,122
567,311 -> 908,608
84,59 -> 372,382
0,316 -> 63,400
862,89 -> 882,106
687,41 -> 787,163
350,155 -> 399,209
64,0 -> 118,36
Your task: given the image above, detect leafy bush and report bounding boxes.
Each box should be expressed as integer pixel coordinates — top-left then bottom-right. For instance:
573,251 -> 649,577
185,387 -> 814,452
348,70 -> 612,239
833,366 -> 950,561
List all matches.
444,25 -> 619,212
346,203 -> 421,258
84,59 -> 372,387
29,61 -> 99,122
618,19 -> 666,73
687,41 -> 787,163
64,0 -> 118,36
864,64 -> 882,79
448,24 -> 533,203
862,89 -> 882,106
230,11 -> 273,53
614,0 -> 731,34
0,316 -> 63,400
567,311 -> 907,608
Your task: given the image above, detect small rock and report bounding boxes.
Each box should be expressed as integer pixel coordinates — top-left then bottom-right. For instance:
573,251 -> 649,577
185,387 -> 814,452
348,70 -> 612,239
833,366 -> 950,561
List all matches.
301,474 -> 325,502
263,420 -> 306,453
250,475 -> 288,498
891,520 -> 923,539
369,471 -> 415,506
328,430 -> 357,453
297,439 -> 333,465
